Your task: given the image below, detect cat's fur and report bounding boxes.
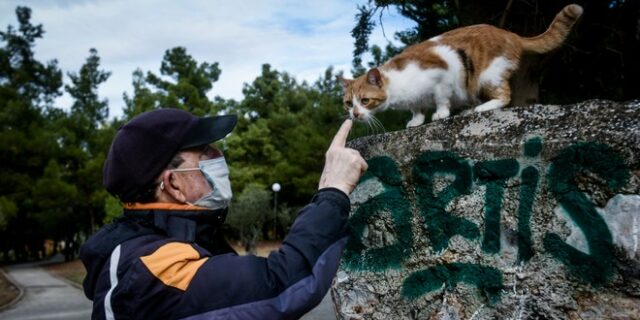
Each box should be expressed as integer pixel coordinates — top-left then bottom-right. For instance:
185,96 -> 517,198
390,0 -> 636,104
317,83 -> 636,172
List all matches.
341,4 -> 583,128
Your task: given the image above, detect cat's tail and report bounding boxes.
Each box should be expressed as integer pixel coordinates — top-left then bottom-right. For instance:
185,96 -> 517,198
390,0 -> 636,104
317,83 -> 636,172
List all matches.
520,4 -> 583,54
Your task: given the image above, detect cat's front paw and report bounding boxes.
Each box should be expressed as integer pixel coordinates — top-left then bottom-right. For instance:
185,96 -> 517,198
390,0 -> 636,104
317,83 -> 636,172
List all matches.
432,109 -> 450,121
406,118 -> 424,128
406,113 -> 425,128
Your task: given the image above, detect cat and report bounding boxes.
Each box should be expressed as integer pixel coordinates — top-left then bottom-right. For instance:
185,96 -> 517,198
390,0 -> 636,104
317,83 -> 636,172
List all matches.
341,4 -> 583,128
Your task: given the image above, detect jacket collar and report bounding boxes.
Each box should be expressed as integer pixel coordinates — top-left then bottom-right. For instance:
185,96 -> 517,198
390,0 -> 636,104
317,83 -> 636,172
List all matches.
123,202 -> 227,243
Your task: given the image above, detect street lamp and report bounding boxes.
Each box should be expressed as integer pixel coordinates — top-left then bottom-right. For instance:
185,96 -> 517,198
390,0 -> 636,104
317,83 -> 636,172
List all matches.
271,183 -> 281,239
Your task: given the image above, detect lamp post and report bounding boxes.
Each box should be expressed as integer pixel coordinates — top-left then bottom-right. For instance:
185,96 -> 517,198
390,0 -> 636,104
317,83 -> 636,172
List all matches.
271,183 -> 281,239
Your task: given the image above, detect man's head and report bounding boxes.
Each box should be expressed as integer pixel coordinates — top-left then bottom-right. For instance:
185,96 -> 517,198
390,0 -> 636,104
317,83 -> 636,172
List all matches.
103,109 -> 237,204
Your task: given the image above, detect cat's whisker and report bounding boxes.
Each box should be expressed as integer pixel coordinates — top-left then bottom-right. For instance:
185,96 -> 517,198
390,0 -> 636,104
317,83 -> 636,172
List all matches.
366,119 -> 377,134
370,116 -> 386,134
365,119 -> 374,135
365,115 -> 383,134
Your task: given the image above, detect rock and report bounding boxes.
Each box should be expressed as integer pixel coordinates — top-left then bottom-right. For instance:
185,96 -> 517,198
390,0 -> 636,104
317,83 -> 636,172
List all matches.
332,100 -> 640,319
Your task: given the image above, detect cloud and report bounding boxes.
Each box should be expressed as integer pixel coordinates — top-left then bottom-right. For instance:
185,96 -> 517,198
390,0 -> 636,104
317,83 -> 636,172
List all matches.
1,0 -> 414,118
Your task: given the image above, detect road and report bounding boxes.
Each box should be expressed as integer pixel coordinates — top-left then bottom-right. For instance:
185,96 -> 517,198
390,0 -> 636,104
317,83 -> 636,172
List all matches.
0,262 -> 335,320
0,264 -> 92,320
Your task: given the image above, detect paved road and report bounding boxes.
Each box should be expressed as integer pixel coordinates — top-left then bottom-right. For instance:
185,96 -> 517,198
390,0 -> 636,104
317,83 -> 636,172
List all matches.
0,264 -> 92,320
0,262 -> 336,320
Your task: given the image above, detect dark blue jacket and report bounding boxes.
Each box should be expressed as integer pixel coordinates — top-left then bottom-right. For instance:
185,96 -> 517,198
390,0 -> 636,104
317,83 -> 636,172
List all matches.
80,188 -> 350,320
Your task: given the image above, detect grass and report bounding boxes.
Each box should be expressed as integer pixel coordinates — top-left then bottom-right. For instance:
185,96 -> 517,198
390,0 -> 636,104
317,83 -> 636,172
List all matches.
0,268 -> 20,308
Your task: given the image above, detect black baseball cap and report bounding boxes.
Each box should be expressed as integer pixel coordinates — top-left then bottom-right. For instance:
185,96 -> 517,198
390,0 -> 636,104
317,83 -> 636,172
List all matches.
103,108 -> 237,201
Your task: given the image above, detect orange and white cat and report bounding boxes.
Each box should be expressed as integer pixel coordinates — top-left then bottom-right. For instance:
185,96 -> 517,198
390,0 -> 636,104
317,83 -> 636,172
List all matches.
341,4 -> 583,128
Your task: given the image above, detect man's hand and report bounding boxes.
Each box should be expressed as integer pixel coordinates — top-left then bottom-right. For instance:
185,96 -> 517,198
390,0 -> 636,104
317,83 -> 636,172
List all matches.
318,119 -> 368,195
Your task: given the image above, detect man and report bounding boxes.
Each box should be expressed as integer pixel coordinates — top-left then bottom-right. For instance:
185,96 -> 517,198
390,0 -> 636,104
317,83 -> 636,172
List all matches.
80,108 -> 367,319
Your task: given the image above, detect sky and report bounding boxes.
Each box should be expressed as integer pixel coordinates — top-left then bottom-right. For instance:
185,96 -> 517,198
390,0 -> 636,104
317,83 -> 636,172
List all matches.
0,0 -> 415,119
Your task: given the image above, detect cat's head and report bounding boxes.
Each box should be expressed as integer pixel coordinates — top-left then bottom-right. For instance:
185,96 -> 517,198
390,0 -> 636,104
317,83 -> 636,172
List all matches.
339,68 -> 388,122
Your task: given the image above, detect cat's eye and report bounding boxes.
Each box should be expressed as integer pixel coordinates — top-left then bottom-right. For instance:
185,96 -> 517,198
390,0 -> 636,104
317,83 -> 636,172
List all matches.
361,98 -> 370,105
345,101 -> 353,108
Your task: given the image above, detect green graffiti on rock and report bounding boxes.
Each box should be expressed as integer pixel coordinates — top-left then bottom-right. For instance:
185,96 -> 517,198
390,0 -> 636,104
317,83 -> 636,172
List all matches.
401,263 -> 503,303
343,139 -> 631,302
474,159 -> 520,253
544,142 -> 629,285
517,167 -> 539,262
523,136 -> 543,157
343,156 -> 413,272
413,151 -> 480,252
517,137 -> 543,262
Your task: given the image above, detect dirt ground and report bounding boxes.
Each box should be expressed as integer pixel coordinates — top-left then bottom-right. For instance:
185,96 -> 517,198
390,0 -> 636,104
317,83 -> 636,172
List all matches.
0,269 -> 20,308
230,240 -> 283,257
44,259 -> 86,285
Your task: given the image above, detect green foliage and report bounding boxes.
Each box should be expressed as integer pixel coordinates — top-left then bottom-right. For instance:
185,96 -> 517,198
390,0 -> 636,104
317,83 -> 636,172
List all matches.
0,197 -> 17,231
351,5 -> 377,76
103,195 -> 123,224
0,6 -> 64,260
225,183 -> 271,249
66,48 -> 111,129
31,160 -> 79,239
63,48 -> 113,234
123,46 -> 222,119
226,64 -> 347,203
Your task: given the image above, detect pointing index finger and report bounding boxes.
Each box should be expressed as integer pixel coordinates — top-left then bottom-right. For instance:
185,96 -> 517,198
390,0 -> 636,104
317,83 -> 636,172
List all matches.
330,119 -> 353,148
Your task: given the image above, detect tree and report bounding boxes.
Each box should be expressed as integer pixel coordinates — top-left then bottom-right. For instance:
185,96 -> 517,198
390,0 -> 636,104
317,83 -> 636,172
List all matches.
123,47 -> 222,119
0,6 -> 63,260
63,48 -> 112,237
31,160 -> 79,259
225,183 -> 271,254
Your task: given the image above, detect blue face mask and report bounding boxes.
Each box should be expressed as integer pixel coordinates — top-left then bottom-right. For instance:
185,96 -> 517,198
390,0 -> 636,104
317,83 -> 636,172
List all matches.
172,157 -> 232,210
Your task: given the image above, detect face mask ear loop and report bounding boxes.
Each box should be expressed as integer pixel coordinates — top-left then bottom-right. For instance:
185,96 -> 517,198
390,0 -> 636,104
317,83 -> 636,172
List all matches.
171,167 -> 200,172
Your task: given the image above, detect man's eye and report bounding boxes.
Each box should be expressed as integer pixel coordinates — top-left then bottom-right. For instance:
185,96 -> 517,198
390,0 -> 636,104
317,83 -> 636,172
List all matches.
361,98 -> 370,105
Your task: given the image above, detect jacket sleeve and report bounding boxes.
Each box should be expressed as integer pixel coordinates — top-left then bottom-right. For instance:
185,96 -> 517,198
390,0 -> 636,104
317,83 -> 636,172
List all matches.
172,188 -> 351,320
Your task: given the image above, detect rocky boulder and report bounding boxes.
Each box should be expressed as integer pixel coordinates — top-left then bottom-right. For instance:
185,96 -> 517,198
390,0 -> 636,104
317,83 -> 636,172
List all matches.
332,100 -> 640,319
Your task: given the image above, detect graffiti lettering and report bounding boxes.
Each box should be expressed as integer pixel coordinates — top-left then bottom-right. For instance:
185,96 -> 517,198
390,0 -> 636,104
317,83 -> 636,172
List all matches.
343,156 -> 413,272
544,142 -> 629,285
473,158 -> 520,253
413,151 -> 479,252
401,263 -> 503,303
343,139 -> 630,302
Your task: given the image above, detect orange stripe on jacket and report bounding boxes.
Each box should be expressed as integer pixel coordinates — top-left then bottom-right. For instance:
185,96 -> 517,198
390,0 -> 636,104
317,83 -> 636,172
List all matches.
123,202 -> 209,211
140,242 -> 209,291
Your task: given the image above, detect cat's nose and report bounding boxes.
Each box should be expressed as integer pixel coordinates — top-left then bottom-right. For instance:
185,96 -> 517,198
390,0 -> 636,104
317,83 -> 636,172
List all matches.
352,108 -> 361,118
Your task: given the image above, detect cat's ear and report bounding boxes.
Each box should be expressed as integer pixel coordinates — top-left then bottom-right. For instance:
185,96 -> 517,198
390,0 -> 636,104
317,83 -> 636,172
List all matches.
367,68 -> 383,88
336,75 -> 353,89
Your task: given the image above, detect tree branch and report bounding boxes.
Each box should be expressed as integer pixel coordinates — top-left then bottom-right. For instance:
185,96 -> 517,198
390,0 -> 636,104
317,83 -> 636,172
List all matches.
499,0 -> 514,28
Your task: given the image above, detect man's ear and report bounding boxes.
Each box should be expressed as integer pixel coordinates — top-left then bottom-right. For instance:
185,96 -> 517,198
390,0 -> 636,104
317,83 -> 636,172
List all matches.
159,171 -> 187,203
